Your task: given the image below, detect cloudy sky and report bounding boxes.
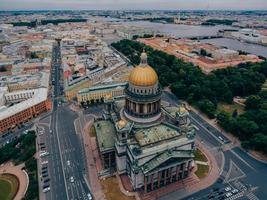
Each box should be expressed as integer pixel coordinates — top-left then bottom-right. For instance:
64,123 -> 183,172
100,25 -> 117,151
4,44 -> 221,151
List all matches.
0,0 -> 267,10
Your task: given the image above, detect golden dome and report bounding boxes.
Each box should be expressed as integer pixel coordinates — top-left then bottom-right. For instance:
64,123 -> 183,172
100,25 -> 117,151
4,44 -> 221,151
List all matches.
128,52 -> 158,87
129,66 -> 158,86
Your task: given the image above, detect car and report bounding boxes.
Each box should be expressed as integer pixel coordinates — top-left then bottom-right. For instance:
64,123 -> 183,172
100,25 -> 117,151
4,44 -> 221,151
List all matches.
42,174 -> 48,178
42,166 -> 48,170
225,187 -> 231,192
225,192 -> 232,198
87,193 -> 92,200
218,136 -> 224,142
40,152 -> 49,157
70,176 -> 74,183
67,160 -> 70,166
44,178 -> 50,183
232,189 -> 239,194
43,187 -> 50,193
40,146 -> 46,150
41,161 -> 48,165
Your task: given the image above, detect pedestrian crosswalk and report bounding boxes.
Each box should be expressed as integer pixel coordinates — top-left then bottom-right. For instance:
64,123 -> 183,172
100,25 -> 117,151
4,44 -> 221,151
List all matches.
225,191 -> 244,200
247,193 -> 259,200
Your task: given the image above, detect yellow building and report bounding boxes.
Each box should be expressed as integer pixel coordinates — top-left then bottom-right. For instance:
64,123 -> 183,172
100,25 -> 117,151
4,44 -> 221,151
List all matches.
64,77 -> 93,101
77,82 -> 126,105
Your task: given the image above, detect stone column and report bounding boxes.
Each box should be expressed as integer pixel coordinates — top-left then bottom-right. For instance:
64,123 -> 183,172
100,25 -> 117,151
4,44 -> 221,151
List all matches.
151,174 -> 154,191
164,169 -> 167,185
144,176 -> 147,193
176,164 -> 179,180
157,171 -> 161,188
169,167 -> 173,183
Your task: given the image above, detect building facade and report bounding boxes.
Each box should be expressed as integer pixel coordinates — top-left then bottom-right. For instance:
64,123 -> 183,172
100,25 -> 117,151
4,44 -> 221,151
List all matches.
94,52 -> 196,193
0,88 -> 51,133
77,82 -> 126,105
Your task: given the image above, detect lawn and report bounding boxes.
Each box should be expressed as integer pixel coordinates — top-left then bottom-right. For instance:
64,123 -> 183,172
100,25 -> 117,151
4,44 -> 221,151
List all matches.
101,176 -> 135,200
195,164 -> 209,179
194,149 -> 208,162
217,102 -> 244,115
0,174 -> 19,200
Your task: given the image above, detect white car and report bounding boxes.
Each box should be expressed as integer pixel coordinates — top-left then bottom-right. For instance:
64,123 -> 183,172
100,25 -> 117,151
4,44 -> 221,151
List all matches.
70,176 -> 74,183
43,187 -> 50,193
40,152 -> 49,157
41,161 -> 48,165
87,193 -> 92,200
67,160 -> 70,166
232,189 -> 239,194
225,192 -> 232,197
225,186 -> 231,192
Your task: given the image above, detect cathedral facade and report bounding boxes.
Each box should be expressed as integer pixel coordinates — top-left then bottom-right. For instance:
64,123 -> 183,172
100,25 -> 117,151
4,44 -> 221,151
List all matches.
94,52 -> 195,193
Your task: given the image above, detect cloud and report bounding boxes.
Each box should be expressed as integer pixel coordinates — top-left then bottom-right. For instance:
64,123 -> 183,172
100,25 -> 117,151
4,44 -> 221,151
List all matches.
0,0 -> 267,10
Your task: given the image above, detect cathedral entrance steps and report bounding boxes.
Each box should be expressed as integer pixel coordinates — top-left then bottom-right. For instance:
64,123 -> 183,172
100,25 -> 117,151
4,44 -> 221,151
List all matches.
139,176 -> 197,200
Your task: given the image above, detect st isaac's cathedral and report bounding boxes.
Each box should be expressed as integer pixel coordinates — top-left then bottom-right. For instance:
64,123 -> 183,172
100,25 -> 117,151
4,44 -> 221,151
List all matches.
94,51 -> 196,192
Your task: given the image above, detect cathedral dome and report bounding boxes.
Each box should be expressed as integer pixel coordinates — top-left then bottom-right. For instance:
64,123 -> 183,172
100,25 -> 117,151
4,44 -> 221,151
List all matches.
128,52 -> 158,87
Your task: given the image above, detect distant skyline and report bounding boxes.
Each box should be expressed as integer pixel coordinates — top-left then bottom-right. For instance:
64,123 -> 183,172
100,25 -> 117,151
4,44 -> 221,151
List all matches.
0,0 -> 267,11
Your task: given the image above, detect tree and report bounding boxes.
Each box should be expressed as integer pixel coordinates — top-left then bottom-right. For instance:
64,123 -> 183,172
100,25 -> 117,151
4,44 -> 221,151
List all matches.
217,111 -> 231,129
0,66 -> 7,72
245,95 -> 261,110
197,99 -> 216,118
236,117 -> 259,140
232,109 -> 238,118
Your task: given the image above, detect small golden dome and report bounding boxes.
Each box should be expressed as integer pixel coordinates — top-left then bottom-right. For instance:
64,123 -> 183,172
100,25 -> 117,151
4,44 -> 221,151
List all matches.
117,119 -> 127,129
128,52 -> 158,87
178,106 -> 187,114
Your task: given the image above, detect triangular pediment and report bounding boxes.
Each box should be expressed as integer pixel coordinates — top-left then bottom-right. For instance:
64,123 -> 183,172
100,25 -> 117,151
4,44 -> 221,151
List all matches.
141,150 -> 193,174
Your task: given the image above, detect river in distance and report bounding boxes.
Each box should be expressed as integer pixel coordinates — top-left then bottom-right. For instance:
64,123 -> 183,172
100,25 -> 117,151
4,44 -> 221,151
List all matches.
97,18 -> 267,57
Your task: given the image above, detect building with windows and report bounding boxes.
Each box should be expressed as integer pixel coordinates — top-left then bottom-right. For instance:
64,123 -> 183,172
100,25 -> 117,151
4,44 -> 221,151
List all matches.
0,88 -> 51,133
77,82 -> 126,105
94,52 -> 195,193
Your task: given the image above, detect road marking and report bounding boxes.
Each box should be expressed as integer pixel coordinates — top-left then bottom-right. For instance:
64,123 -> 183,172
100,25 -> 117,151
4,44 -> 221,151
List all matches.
55,111 -> 70,200
247,193 -> 259,200
230,149 -> 255,171
224,161 -> 246,183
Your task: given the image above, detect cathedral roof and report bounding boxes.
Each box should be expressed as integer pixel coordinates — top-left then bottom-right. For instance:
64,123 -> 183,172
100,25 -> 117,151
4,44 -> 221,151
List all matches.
128,52 -> 158,87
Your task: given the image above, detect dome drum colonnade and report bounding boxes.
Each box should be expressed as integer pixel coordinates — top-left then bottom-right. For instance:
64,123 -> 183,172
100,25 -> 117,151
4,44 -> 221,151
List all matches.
124,52 -> 162,123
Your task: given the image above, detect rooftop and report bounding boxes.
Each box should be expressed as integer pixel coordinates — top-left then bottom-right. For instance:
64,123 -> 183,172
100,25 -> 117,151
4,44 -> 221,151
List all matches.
135,124 -> 181,147
141,150 -> 194,174
0,88 -> 48,121
94,120 -> 116,152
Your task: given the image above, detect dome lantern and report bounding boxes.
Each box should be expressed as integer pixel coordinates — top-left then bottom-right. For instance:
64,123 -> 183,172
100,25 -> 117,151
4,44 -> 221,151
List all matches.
140,51 -> 148,66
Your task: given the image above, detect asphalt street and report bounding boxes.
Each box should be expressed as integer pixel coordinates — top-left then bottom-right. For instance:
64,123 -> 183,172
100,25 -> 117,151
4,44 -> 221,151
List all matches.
38,42 -> 91,200
160,91 -> 267,200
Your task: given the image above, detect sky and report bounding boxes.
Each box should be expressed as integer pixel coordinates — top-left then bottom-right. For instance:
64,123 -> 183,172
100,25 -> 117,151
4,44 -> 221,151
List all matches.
0,0 -> 267,11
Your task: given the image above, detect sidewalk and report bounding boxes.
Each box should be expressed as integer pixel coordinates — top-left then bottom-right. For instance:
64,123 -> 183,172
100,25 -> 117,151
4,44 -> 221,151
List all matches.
80,120 -> 106,200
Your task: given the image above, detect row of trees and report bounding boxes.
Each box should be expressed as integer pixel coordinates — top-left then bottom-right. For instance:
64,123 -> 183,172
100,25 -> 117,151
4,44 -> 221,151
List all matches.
111,39 -> 267,154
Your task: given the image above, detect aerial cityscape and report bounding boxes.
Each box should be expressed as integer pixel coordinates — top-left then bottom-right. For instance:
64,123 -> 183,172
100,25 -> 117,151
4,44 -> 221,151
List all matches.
0,1 -> 267,200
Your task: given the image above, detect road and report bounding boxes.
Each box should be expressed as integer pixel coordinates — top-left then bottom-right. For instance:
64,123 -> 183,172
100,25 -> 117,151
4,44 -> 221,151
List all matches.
38,41 -> 91,200
160,91 -> 267,200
